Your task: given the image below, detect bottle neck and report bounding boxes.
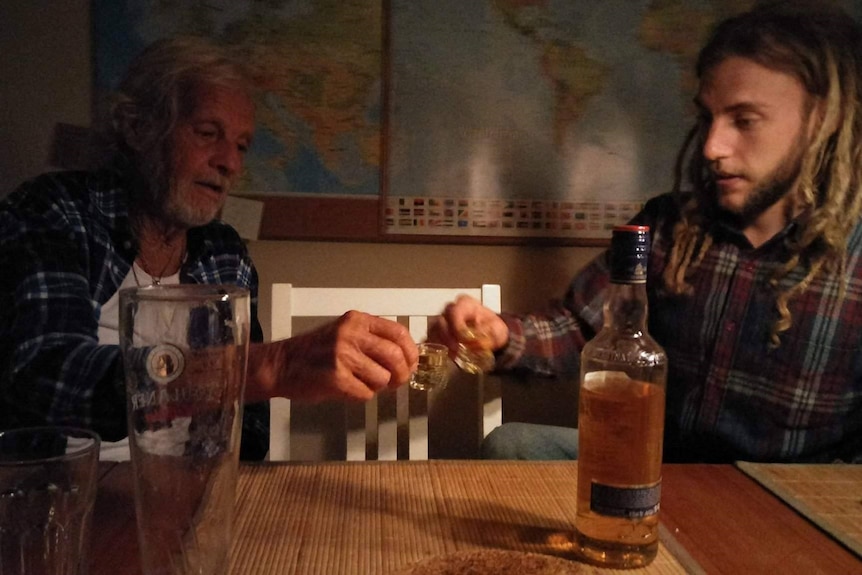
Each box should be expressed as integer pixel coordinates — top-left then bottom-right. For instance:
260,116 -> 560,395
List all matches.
603,281 -> 648,333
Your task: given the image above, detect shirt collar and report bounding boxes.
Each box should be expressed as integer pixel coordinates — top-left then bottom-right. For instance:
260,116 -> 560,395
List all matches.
710,212 -> 803,252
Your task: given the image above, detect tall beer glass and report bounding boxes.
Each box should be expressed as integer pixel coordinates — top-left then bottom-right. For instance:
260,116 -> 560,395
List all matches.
119,285 -> 250,575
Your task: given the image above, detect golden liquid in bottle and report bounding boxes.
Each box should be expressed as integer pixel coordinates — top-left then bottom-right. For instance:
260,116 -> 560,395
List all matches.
575,373 -> 665,568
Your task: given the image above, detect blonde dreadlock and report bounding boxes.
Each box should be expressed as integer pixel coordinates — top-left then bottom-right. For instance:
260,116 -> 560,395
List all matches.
663,1 -> 862,347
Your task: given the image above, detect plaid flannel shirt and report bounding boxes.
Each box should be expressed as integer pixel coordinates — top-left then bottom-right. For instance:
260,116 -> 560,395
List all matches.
498,193 -> 862,463
0,170 -> 269,460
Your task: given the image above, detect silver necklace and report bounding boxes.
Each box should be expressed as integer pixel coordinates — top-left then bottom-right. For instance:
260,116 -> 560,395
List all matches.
134,236 -> 186,286
131,262 -> 163,286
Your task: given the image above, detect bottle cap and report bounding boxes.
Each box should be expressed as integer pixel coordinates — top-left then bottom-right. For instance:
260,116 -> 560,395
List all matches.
610,225 -> 650,283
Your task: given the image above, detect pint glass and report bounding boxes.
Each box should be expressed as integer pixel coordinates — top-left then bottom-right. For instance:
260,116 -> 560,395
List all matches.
119,285 -> 250,575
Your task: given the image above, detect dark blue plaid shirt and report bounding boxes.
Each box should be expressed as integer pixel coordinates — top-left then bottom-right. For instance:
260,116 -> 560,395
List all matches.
0,170 -> 269,460
499,194 -> 862,464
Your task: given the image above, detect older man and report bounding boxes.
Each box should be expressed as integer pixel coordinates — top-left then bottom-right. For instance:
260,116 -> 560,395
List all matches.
0,37 -> 417,460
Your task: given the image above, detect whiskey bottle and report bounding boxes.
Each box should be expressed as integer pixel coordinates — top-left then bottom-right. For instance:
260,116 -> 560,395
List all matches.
575,224 -> 668,568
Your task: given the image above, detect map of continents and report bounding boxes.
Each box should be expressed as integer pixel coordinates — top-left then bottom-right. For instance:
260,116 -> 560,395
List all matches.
95,0 -> 862,212
388,0 -> 768,208
93,0 -> 382,197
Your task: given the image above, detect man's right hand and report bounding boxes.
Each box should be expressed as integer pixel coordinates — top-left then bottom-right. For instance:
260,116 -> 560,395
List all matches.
245,311 -> 418,403
428,295 -> 509,358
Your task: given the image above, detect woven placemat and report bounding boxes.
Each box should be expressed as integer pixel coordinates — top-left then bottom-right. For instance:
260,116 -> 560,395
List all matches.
736,461 -> 862,558
229,461 -> 702,574
395,548 -> 588,574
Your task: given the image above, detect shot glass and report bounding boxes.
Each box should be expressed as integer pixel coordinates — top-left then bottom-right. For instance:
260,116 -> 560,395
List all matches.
409,343 -> 451,391
0,426 -> 101,575
119,284 -> 250,575
454,322 -> 495,374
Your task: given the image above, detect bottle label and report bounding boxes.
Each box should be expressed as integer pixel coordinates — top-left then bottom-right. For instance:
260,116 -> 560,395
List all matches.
610,225 -> 649,284
590,480 -> 661,519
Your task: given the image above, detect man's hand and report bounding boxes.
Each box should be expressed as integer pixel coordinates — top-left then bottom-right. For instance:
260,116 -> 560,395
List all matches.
427,295 -> 508,357
246,311 -> 418,403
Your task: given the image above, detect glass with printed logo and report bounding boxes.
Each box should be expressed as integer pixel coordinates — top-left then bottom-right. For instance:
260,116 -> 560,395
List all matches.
119,284 -> 250,575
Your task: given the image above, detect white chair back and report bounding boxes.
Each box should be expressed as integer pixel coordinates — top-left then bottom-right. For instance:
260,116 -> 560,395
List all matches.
268,284 -> 502,461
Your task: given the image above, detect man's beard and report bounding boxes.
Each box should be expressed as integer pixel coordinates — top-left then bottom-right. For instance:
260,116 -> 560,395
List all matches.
133,151 -> 223,229
162,177 -> 222,228
712,134 -> 806,228
131,160 -> 218,229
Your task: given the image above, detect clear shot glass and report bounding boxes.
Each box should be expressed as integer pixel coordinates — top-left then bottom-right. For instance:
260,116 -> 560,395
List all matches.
409,343 -> 451,391
453,323 -> 495,374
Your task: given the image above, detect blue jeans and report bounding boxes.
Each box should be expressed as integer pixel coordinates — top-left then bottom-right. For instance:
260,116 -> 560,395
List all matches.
481,422 -> 579,460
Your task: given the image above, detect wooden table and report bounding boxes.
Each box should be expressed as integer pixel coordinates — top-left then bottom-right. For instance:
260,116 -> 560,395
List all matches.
90,461 -> 860,574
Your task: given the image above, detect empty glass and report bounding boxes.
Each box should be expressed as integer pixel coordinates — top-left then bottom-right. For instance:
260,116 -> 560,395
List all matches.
0,426 -> 100,575
119,284 -> 250,575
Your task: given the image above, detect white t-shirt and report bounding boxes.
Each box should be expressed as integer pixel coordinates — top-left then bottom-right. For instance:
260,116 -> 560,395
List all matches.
97,262 -> 180,461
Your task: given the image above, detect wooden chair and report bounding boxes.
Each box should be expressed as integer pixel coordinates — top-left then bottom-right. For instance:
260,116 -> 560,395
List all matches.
267,284 -> 502,461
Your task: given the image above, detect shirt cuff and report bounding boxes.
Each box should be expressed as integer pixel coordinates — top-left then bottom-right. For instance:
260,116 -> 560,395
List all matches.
495,313 -> 526,370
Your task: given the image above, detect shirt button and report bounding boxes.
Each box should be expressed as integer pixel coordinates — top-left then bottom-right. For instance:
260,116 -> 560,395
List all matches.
725,321 -> 736,333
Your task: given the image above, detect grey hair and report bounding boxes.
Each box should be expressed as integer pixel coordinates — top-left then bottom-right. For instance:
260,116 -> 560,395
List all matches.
99,36 -> 254,203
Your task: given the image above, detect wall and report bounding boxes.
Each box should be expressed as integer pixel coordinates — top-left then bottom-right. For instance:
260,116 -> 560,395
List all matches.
2,1 -> 598,429
250,240 -> 600,340
0,1 -> 92,196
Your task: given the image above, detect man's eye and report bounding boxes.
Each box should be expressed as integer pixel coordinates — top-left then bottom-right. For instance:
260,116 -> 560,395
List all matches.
194,126 -> 218,140
734,116 -> 757,129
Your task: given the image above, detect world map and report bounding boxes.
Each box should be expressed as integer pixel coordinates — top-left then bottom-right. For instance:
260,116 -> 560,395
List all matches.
387,0 -> 761,206
94,0 -> 383,197
93,1 -> 862,238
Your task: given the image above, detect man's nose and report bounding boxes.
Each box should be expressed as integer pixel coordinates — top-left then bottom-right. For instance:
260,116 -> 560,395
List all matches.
212,140 -> 243,177
702,120 -> 732,162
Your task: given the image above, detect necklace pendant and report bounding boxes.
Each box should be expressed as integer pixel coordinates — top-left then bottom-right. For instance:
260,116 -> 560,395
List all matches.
152,278 -> 161,286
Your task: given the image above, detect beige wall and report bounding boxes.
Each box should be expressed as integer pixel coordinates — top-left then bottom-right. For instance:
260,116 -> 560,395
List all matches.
0,1 -> 92,197
251,240 -> 601,341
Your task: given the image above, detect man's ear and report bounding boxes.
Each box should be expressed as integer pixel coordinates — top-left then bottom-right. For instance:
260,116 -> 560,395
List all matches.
115,105 -> 149,151
124,121 -> 147,151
